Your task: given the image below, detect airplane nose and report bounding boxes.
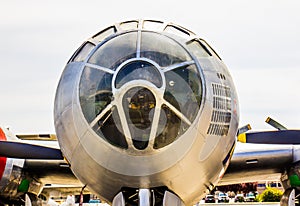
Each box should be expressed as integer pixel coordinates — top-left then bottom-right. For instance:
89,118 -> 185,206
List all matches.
54,20 -> 240,204
76,27 -> 203,153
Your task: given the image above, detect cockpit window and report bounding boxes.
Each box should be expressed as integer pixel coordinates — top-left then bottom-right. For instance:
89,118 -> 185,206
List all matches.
88,32 -> 137,70
164,25 -> 191,38
153,64 -> 202,149
154,104 -> 189,149
79,66 -> 113,123
142,20 -> 164,31
115,61 -> 162,89
199,39 -> 222,60
122,87 -> 156,150
140,32 -> 192,67
72,42 -> 95,62
186,40 -> 211,58
164,64 -> 201,122
78,25 -> 204,151
93,26 -> 116,42
119,21 -> 139,30
80,67 -> 127,148
92,106 -> 128,149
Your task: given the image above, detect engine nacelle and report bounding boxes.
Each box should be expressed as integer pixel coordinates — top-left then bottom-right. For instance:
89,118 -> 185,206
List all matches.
54,20 -> 239,204
0,128 -> 43,203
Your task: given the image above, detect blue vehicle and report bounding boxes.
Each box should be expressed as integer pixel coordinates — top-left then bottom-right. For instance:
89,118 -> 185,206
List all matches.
217,193 -> 229,203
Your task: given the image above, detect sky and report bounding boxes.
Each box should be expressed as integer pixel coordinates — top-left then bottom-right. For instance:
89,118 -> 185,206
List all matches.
0,0 -> 300,134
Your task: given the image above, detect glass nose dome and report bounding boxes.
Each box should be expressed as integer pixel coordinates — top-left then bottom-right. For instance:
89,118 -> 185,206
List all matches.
77,23 -> 203,151
115,60 -> 162,89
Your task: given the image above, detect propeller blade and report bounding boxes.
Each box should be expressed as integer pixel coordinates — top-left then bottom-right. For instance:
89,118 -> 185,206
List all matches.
237,124 -> 252,136
265,117 -> 287,130
0,141 -> 63,159
16,134 -> 57,140
237,130 -> 300,144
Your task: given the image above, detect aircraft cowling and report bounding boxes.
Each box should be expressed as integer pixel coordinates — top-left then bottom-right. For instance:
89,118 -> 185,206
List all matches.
54,20 -> 239,204
279,161 -> 300,206
0,128 -> 43,203
281,161 -> 300,191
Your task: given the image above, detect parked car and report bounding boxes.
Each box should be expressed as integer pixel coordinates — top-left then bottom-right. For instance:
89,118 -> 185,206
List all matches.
217,192 -> 229,203
204,194 -> 215,203
234,194 -> 245,202
245,192 -> 256,202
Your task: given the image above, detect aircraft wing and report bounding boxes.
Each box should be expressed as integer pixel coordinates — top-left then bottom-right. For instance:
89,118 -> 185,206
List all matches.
0,128 -> 83,204
24,159 -> 81,186
219,142 -> 295,185
221,117 -> 300,188
220,124 -> 300,197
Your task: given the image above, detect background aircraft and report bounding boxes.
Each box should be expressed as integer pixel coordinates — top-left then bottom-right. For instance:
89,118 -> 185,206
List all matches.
0,20 -> 300,206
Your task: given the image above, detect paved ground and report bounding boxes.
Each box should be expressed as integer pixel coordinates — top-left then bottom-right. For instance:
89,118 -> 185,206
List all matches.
197,203 -> 279,206
197,199 -> 280,206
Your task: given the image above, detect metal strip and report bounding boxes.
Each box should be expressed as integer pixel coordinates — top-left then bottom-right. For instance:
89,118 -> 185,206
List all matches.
85,63 -> 114,74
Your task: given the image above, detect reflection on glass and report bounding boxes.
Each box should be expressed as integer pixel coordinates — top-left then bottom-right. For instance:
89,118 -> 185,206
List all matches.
73,42 -> 95,62
93,26 -> 116,42
122,87 -> 156,150
154,104 -> 188,149
92,106 -> 128,149
140,32 -> 191,67
164,64 -> 201,123
186,40 -> 210,58
164,25 -> 190,38
79,67 -> 112,123
88,32 -> 137,70
119,21 -> 138,30
200,39 -> 222,60
115,61 -> 162,89
78,26 -> 205,150
80,67 -> 127,148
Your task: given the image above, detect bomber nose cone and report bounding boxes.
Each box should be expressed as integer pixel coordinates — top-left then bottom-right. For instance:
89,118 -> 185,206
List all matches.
76,26 -> 203,153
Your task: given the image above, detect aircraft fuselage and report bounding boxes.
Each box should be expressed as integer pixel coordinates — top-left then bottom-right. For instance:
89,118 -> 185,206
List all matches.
54,20 -> 239,205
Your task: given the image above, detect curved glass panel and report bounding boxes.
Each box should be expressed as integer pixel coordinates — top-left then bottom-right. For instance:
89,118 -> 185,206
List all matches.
92,106 -> 128,149
88,32 -> 137,70
164,64 -> 202,122
143,20 -> 164,31
200,39 -> 222,60
186,40 -> 210,58
79,67 -> 113,123
78,25 -> 204,150
122,87 -> 156,150
119,21 -> 138,30
93,26 -> 116,42
154,104 -> 188,149
115,61 -> 162,89
80,67 -> 127,148
140,32 -> 191,67
72,42 -> 95,62
164,25 -> 191,38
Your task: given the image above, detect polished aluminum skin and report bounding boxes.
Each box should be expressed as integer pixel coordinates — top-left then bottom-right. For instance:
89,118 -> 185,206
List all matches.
54,20 -> 239,205
220,142 -> 296,184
